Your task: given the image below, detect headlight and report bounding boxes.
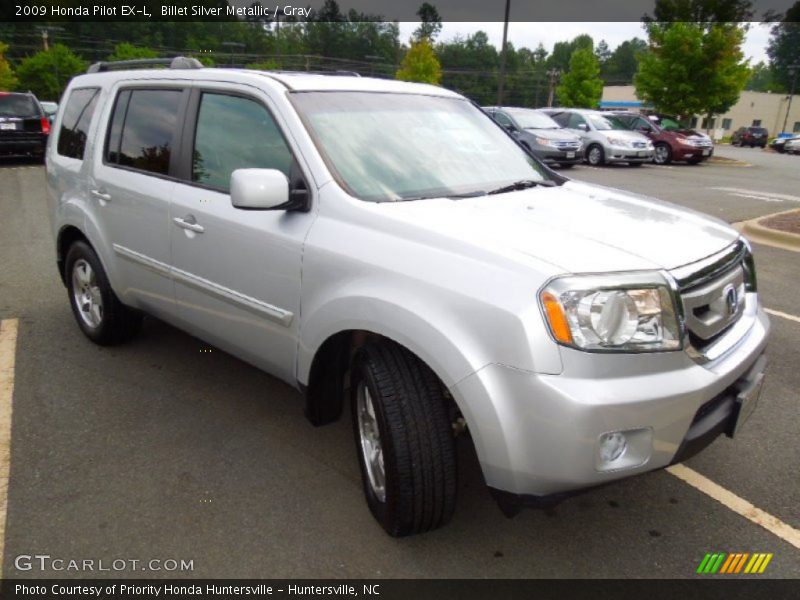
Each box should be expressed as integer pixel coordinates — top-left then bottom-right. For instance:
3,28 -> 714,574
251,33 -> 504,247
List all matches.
606,136 -> 630,147
536,137 -> 557,147
539,273 -> 682,352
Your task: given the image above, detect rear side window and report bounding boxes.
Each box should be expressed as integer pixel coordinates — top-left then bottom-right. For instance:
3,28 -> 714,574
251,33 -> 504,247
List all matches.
0,93 -> 40,117
191,93 -> 292,192
105,88 -> 182,176
56,88 -> 99,160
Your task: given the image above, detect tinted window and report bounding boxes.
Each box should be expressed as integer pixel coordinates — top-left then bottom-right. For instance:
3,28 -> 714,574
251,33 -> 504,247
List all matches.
0,93 -> 40,117
57,88 -> 100,160
492,111 -> 514,128
549,112 -> 569,127
107,89 -> 181,175
568,113 -> 587,129
192,93 -> 292,192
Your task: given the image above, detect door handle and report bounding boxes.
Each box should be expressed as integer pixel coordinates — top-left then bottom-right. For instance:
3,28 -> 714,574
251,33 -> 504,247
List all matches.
173,216 -> 205,234
91,189 -> 111,202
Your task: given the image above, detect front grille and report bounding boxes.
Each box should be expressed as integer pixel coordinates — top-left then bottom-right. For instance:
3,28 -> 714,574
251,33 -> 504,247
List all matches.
553,140 -> 581,149
632,141 -> 648,148
671,242 -> 747,352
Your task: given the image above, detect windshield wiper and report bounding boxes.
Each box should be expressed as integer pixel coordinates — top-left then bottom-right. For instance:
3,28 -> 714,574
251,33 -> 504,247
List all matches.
394,190 -> 488,202
487,179 -> 556,196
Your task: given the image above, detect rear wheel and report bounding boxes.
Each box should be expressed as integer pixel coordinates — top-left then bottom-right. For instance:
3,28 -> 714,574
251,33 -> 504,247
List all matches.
65,241 -> 141,345
653,143 -> 672,165
350,340 -> 456,537
586,144 -> 605,166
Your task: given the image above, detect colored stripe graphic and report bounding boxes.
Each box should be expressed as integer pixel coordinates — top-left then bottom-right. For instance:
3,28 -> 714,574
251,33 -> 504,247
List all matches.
698,552 -> 773,574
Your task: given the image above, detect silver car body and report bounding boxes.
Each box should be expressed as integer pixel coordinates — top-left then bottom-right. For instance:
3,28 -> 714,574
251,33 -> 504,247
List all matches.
541,107 -> 655,165
47,68 -> 769,501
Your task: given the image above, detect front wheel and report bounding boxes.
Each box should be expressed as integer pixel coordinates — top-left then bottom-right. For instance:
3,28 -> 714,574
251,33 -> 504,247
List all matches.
65,241 -> 141,345
350,340 -> 456,537
653,143 -> 672,165
586,144 -> 605,166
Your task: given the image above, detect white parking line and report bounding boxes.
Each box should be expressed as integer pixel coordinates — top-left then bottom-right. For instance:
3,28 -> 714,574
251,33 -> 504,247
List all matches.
765,308 -> 800,324
667,464 -> 800,550
0,318 -> 19,574
713,187 -> 800,203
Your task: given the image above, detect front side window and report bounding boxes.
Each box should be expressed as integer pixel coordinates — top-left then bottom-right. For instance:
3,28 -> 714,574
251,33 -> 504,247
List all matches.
292,92 -> 549,202
587,113 -> 627,131
492,111 -> 514,128
57,88 -> 99,160
105,88 -> 182,175
192,93 -> 292,192
568,113 -> 588,129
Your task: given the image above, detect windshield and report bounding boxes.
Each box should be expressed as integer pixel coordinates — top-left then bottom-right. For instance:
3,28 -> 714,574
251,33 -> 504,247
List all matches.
506,109 -> 559,130
587,113 -> 627,131
0,94 -> 40,118
291,92 -> 550,202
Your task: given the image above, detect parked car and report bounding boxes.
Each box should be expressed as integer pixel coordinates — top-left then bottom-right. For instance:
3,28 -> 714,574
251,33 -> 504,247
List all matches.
40,101 -> 59,122
482,106 -> 583,168
540,108 -> 654,166
48,58 -> 769,536
771,135 -> 800,153
731,126 -> 768,148
0,91 -> 50,160
611,112 -> 714,165
785,137 -> 800,154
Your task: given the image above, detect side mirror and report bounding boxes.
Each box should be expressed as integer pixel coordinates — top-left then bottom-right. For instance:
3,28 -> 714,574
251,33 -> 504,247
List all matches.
230,169 -> 290,210
504,123 -> 518,133
577,123 -> 588,131
638,125 -> 652,132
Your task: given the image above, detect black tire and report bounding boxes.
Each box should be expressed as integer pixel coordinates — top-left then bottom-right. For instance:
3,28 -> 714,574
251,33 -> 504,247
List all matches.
350,340 -> 456,537
65,241 -> 141,345
586,144 -> 605,166
653,142 -> 672,165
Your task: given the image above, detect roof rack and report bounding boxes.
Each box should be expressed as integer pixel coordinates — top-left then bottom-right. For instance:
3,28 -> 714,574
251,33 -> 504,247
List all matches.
87,56 -> 203,74
268,70 -> 362,77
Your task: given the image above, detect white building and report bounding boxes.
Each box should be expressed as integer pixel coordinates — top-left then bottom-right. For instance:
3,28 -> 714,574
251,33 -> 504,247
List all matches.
601,85 -> 800,139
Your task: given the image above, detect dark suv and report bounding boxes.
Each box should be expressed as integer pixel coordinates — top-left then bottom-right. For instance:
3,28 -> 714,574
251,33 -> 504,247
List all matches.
0,91 -> 51,160
612,112 -> 714,165
731,126 -> 768,148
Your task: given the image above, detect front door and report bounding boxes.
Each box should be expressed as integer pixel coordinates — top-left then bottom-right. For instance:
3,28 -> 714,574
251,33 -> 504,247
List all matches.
169,85 -> 315,384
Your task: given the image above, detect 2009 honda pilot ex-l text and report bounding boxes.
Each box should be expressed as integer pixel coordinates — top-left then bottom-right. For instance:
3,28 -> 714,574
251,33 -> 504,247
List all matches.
47,58 -> 769,537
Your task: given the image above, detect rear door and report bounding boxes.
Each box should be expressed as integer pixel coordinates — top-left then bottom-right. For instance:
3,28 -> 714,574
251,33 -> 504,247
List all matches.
88,84 -> 189,320
168,83 -> 315,383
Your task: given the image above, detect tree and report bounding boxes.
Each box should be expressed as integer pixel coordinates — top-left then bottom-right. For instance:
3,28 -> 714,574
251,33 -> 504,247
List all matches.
595,40 -> 611,67
746,61 -> 780,92
645,0 -> 753,25
603,38 -> 647,83
16,44 -> 87,100
635,23 -> 749,125
108,43 -> 159,62
396,37 -> 441,85
414,2 -> 442,42
0,41 -> 17,91
556,47 -> 603,108
766,1 -> 800,91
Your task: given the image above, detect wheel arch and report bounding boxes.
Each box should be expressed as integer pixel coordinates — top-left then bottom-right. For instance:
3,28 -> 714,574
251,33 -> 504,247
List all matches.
56,225 -> 91,285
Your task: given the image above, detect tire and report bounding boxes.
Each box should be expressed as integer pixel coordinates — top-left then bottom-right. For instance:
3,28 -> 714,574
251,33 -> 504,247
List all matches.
586,144 -> 605,166
653,143 -> 672,165
65,241 -> 141,345
350,340 -> 456,537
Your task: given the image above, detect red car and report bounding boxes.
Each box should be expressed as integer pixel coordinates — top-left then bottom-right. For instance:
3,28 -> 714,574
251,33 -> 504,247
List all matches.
611,112 -> 714,165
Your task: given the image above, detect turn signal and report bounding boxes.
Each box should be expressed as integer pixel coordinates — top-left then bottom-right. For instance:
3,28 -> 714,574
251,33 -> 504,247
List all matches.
541,291 -> 573,344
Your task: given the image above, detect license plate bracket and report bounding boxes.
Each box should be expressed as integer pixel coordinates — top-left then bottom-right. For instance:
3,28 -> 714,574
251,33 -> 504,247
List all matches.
0,122 -> 17,131
729,371 -> 765,437
566,151 -> 575,158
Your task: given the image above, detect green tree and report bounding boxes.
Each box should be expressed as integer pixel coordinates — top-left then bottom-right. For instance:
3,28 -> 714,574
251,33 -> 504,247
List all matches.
556,47 -> 603,108
746,61 -> 781,92
766,1 -> 800,91
108,43 -> 159,62
16,44 -> 87,100
0,41 -> 17,91
603,38 -> 647,83
645,0 -> 753,25
396,37 -> 441,85
635,22 -> 749,125
414,2 -> 442,42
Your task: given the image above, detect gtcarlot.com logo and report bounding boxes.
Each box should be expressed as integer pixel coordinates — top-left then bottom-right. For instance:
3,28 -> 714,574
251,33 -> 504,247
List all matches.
696,552 -> 773,574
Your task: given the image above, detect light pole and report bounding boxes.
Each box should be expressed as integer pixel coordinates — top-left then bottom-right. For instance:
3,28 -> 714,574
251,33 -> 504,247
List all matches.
496,0 -> 511,106
782,62 -> 799,135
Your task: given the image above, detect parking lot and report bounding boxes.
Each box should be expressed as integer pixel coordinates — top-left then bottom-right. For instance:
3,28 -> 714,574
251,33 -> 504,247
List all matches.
0,145 -> 798,579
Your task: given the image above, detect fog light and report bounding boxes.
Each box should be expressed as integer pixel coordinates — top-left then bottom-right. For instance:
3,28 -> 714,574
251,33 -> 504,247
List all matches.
599,431 -> 627,463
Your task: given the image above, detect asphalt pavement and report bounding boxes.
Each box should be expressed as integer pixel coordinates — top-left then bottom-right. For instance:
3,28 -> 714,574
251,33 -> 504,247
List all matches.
0,146 -> 798,579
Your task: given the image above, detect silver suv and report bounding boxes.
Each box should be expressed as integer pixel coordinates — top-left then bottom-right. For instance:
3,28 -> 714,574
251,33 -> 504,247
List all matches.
541,108 -> 655,166
47,59 -> 769,536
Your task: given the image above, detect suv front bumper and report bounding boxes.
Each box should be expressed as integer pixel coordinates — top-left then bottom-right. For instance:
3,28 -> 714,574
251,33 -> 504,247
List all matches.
452,306 -> 769,507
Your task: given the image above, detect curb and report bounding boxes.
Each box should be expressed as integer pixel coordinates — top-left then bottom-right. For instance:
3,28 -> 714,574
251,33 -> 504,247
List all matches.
708,155 -> 751,167
734,208 -> 800,252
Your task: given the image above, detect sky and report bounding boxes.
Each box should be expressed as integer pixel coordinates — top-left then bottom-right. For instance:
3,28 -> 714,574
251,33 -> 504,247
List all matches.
396,22 -> 773,65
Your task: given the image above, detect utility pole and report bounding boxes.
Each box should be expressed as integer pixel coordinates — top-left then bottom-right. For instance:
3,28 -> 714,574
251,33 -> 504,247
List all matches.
496,0 -> 511,106
36,26 -> 63,51
41,29 -> 48,51
546,69 -> 560,107
782,62 -> 799,135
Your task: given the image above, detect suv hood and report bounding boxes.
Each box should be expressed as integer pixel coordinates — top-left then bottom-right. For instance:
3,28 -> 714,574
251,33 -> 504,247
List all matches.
523,128 -> 580,142
379,180 -> 738,274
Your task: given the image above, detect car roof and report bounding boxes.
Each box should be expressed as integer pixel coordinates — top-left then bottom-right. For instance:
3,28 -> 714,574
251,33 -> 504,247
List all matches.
69,67 -> 461,99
